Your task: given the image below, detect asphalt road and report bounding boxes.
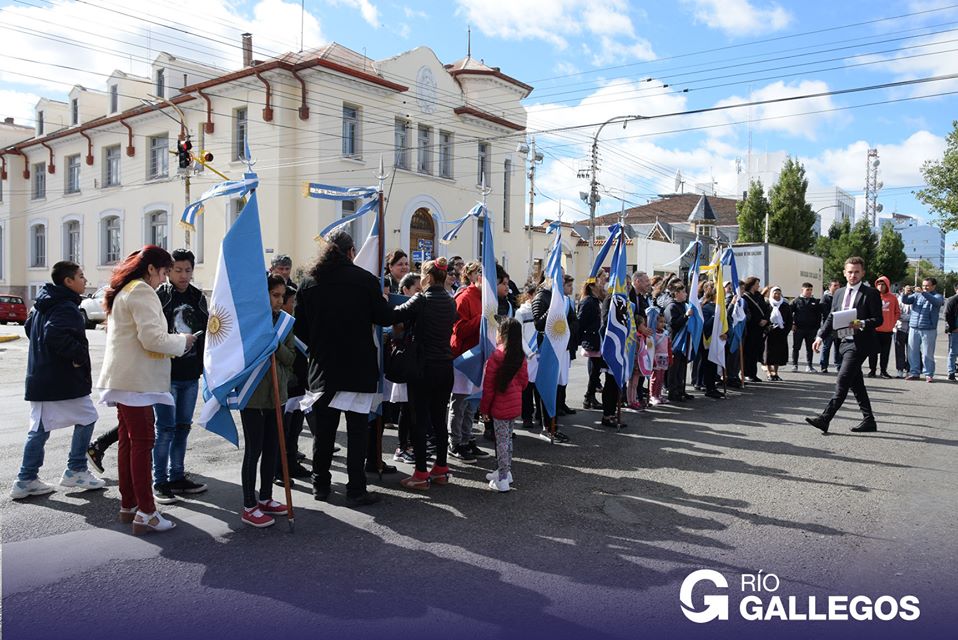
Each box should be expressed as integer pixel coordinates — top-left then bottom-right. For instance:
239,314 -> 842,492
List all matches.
1,327 -> 956,640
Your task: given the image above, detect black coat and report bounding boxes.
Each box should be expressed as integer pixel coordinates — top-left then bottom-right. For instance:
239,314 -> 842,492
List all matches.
790,295 -> 821,331
818,285 -> 883,356
294,261 -> 408,394
156,282 -> 208,381
945,293 -> 958,333
576,294 -> 601,351
24,284 -> 91,401
744,291 -> 770,332
394,286 -> 458,361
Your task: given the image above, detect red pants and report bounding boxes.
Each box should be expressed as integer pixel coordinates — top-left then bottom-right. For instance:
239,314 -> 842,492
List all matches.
117,404 -> 156,514
650,369 -> 666,400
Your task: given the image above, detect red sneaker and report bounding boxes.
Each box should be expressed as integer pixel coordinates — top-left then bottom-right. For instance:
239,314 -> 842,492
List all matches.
258,499 -> 288,516
400,470 -> 430,491
429,465 -> 452,486
242,507 -> 275,528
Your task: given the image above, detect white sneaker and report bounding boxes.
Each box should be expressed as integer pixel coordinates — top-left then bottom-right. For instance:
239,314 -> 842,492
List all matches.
805,366 -> 816,373
488,478 -> 510,493
10,478 -> 55,500
790,365 -> 799,373
60,469 -> 106,491
485,470 -> 513,484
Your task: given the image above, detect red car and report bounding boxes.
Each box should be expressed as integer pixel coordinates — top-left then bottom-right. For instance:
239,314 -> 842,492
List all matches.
0,294 -> 28,325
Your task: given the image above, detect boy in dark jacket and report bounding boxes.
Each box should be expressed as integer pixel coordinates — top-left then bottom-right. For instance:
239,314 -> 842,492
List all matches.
790,282 -> 821,372
945,284 -> 958,380
151,248 -> 209,503
12,261 -> 105,499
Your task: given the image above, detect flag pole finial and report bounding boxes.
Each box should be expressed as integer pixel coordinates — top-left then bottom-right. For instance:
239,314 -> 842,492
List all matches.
377,154 -> 388,193
478,171 -> 492,206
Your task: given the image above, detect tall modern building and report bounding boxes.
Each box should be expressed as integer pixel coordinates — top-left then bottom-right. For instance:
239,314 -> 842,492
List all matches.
888,213 -> 946,270
807,186 -> 855,236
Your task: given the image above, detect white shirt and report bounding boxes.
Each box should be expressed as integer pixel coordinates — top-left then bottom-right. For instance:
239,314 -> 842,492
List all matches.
30,396 -> 99,432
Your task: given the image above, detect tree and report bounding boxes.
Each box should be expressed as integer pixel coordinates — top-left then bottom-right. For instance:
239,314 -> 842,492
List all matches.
767,157 -> 818,252
904,259 -> 938,288
846,219 -> 878,276
916,120 -> 958,233
736,179 -> 769,243
873,222 -> 909,285
819,217 -> 851,284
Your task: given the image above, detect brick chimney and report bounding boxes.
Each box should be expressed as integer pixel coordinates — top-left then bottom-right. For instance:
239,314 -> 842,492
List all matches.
242,33 -> 253,67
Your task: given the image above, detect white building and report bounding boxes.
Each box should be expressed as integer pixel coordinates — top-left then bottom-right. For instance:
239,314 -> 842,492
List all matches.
887,213 -> 946,270
807,186 -> 855,236
0,40 -> 532,303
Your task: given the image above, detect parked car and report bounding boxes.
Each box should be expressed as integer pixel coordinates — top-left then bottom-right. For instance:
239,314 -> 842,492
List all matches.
79,287 -> 108,329
0,294 -> 28,325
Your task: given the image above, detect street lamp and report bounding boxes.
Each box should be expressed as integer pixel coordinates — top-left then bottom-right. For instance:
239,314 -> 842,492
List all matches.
517,139 -> 544,281
583,114 -> 645,266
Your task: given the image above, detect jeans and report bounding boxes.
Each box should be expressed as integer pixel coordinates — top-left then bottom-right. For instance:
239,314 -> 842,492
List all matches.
947,332 -> 958,375
18,421 -> 94,481
448,393 -> 474,447
819,334 -> 843,369
152,379 -> 199,485
908,328 -> 938,377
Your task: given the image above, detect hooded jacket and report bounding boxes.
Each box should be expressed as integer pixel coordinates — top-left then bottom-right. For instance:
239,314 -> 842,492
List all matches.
874,276 -> 901,333
24,283 -> 91,401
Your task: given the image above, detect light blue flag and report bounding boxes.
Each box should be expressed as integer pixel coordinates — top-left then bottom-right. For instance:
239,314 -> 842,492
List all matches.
181,173 -> 258,229
534,223 -> 570,418
587,223 -> 620,281
722,248 -> 747,353
440,202 -> 484,245
601,226 -> 632,388
197,188 -> 294,446
686,241 -> 705,359
454,206 -> 498,388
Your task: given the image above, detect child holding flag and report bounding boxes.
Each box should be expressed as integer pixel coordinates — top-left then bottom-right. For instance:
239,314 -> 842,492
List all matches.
480,318 -> 528,492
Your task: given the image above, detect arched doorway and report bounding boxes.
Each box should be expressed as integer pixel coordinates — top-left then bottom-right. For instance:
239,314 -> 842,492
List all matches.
409,207 -> 435,267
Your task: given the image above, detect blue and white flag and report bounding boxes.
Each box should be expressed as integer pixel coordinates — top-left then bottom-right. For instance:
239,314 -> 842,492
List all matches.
304,183 -> 377,201
601,225 -> 632,388
534,223 -> 570,418
722,248 -> 747,353
685,241 -> 705,359
453,205 -> 498,388
180,173 -> 259,229
352,201 -> 387,416
440,202 -> 484,245
197,189 -> 294,445
587,223 -> 619,282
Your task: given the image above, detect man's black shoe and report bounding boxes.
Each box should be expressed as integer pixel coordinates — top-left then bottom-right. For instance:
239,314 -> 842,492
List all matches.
820,367 -> 829,374
681,393 -> 695,401
879,371 -> 893,379
86,446 -> 105,475
704,390 -> 724,399
275,477 -> 295,487
168,476 -> 208,494
583,396 -> 601,409
804,416 -> 829,435
744,376 -> 762,383
288,463 -> 312,479
866,371 -> 876,378
560,405 -> 577,415
727,379 -> 742,388
948,373 -> 956,381
313,485 -> 330,502
851,419 -> 878,433
365,461 -> 398,474
345,491 -> 381,507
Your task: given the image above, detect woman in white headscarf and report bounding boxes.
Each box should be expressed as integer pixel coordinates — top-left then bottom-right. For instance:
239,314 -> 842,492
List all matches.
763,286 -> 792,381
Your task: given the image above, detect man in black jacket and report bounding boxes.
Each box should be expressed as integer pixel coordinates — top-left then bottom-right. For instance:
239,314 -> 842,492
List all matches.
12,261 -> 105,499
295,232 -> 409,506
790,282 -> 821,373
945,283 -> 958,380
818,279 -> 842,373
806,257 -> 883,435
665,281 -> 695,402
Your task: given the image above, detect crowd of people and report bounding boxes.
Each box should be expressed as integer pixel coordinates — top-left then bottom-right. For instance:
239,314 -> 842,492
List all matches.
10,239 -> 958,534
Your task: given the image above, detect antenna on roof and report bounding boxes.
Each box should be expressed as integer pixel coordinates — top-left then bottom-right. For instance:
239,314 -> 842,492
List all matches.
299,0 -> 305,52
467,25 -> 471,59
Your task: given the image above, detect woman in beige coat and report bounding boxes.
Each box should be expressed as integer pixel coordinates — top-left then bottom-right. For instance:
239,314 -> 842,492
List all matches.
98,246 -> 195,534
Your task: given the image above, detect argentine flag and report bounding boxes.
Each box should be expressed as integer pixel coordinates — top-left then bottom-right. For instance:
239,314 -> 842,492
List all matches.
197,189 -> 293,445
454,206 -> 498,388
601,225 -> 631,388
686,241 -> 705,359
535,222 -> 570,418
722,248 -> 747,353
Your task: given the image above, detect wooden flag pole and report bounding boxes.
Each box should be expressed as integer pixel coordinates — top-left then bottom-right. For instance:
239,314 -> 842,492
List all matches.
270,354 -> 295,532
739,344 -> 746,388
375,156 -> 388,477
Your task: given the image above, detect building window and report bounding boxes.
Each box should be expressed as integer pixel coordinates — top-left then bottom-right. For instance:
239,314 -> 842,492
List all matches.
66,154 -> 81,193
478,142 -> 491,186
147,211 -> 168,249
32,163 -> 46,199
439,131 -> 453,178
102,216 -> 121,264
148,135 -> 168,179
30,224 -> 46,268
342,105 -> 359,157
233,107 -> 248,161
104,145 -> 121,187
342,199 -> 361,241
37,111 -> 44,136
417,125 -> 432,174
64,220 -> 81,262
394,118 -> 409,170
155,68 -> 165,99
228,197 -> 244,227
110,85 -> 118,113
503,159 -> 511,232
71,98 -> 79,126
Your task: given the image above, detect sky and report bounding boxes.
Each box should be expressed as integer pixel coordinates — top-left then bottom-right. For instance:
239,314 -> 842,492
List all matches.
1,0 -> 957,269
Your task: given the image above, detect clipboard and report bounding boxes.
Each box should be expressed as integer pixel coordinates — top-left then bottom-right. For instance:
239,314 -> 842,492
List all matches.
832,309 -> 857,330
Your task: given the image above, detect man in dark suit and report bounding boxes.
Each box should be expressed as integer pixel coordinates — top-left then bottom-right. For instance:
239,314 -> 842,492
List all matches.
805,257 -> 883,434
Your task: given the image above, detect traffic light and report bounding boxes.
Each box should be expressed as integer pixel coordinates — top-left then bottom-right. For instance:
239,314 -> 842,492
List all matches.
177,139 -> 193,170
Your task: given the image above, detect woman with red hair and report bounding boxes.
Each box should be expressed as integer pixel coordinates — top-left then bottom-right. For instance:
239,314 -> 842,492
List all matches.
97,246 -> 195,534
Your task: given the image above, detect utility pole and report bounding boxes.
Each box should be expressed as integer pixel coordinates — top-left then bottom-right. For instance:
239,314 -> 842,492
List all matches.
580,115 -> 644,267
517,138 -> 543,281
864,148 -> 883,228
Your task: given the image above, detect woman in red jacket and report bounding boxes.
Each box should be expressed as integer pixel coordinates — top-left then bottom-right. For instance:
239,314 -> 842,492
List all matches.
479,318 -> 528,493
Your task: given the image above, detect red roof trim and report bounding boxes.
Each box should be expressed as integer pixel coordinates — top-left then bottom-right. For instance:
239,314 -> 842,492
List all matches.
453,106 -> 525,131
448,68 -> 533,94
180,58 -> 408,95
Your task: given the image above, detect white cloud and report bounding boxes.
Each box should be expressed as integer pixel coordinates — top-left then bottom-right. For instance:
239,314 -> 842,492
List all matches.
713,80 -> 843,141
455,0 -> 656,64
0,0 -> 326,102
327,0 -> 380,27
683,0 -> 792,36
0,89 -> 42,127
403,6 -> 428,19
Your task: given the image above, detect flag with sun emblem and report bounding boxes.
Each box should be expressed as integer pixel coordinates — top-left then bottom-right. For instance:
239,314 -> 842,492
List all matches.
601,224 -> 632,388
196,189 -> 294,445
534,221 -> 570,418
